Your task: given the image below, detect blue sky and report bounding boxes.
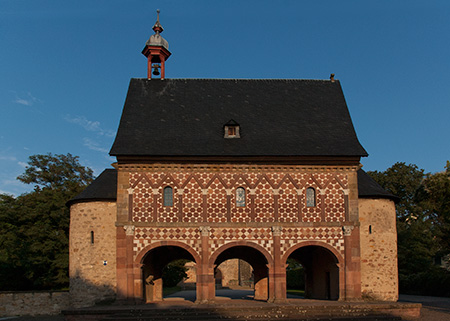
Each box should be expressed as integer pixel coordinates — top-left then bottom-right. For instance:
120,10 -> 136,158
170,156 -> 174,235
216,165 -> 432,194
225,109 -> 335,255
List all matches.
1,1 -> 449,195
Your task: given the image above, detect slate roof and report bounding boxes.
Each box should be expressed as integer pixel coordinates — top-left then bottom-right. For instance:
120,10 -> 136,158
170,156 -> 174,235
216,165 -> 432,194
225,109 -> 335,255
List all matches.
357,169 -> 398,201
69,169 -> 396,205
110,79 -> 367,157
67,169 -> 117,206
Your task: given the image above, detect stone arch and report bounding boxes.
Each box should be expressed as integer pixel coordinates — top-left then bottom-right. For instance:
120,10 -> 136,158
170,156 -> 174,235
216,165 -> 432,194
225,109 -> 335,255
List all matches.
283,241 -> 343,300
135,241 -> 201,303
209,241 -> 274,301
135,240 -> 201,265
209,241 -> 274,267
282,241 -> 343,265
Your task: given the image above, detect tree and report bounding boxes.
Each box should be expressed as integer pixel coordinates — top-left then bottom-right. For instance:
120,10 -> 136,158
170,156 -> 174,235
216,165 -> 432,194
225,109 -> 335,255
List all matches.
0,153 -> 94,290
17,153 -> 93,192
367,162 -> 425,220
420,161 -> 450,257
368,161 -> 450,296
162,259 -> 189,288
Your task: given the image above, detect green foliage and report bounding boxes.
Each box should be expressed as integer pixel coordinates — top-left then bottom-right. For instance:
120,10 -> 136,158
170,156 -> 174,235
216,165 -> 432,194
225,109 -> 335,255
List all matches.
286,258 -> 305,289
162,259 -> 189,288
400,266 -> 450,297
0,153 -> 94,290
367,162 -> 425,220
368,161 -> 450,296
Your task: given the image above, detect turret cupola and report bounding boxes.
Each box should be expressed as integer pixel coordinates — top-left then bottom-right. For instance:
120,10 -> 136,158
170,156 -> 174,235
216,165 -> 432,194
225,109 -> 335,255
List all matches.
142,10 -> 171,80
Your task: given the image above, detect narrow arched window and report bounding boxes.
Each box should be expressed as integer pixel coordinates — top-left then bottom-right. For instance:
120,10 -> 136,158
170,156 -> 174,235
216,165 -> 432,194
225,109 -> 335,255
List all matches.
236,187 -> 246,207
306,187 -> 316,207
163,186 -> 173,206
90,231 -> 94,244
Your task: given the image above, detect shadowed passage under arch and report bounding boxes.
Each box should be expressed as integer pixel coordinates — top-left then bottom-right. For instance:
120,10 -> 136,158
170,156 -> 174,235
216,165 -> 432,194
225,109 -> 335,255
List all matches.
141,245 -> 196,302
212,244 -> 270,301
286,245 -> 340,300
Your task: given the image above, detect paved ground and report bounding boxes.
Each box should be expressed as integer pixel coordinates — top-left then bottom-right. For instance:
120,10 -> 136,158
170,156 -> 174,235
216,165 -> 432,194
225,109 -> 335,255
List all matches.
3,291 -> 450,320
399,294 -> 450,321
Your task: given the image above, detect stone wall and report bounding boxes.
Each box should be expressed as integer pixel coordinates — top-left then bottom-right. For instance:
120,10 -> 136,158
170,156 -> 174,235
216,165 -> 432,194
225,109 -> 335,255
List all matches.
217,259 -> 253,287
359,198 -> 398,301
0,291 -> 70,317
69,201 -> 117,308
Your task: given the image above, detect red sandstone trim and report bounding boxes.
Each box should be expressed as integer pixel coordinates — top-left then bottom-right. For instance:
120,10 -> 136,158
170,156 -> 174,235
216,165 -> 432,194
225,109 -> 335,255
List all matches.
208,240 -> 274,267
134,240 -> 202,266
281,240 -> 344,265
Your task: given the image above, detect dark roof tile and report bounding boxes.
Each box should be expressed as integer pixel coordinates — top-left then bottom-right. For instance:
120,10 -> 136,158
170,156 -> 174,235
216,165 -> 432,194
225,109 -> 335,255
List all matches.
110,79 -> 367,157
67,169 -> 117,206
357,169 -> 398,202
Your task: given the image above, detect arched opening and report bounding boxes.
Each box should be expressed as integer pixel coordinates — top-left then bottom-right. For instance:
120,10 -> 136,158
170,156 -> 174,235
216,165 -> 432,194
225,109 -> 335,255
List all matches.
212,245 -> 269,301
286,245 -> 340,300
286,258 -> 305,298
215,259 -> 253,289
141,245 -> 196,302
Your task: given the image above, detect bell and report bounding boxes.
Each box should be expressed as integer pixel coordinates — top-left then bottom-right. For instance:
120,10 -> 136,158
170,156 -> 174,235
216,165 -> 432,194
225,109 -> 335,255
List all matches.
152,66 -> 160,76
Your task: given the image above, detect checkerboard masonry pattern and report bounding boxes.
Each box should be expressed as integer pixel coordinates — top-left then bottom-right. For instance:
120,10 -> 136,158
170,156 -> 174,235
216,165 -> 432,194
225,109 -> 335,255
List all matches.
133,227 -> 344,259
130,166 -> 349,259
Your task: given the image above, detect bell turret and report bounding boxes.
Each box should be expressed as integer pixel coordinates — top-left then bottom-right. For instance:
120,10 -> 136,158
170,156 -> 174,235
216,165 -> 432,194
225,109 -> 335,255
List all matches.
142,10 -> 171,80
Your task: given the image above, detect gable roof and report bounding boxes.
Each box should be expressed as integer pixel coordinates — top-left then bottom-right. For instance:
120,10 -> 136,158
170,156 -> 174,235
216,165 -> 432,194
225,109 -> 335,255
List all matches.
110,79 -> 367,158
68,168 -> 396,206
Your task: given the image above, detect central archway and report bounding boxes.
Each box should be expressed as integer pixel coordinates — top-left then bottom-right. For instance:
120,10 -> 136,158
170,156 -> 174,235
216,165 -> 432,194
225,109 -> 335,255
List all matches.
210,242 -> 273,301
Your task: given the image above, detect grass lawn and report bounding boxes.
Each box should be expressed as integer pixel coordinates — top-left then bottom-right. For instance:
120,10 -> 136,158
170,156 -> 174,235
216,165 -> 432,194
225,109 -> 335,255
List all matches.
287,289 -> 305,297
163,286 -> 182,296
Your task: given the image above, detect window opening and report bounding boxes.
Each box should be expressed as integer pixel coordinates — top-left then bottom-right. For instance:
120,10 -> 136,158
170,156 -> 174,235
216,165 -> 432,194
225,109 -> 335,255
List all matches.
236,187 -> 246,207
90,231 -> 94,244
306,187 -> 316,207
228,127 -> 236,136
224,119 -> 240,138
163,186 -> 173,206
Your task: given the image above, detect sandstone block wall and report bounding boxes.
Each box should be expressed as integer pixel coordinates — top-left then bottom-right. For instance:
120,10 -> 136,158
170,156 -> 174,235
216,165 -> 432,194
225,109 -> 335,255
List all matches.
216,259 -> 253,287
0,291 -> 70,317
69,201 -> 117,308
359,198 -> 398,301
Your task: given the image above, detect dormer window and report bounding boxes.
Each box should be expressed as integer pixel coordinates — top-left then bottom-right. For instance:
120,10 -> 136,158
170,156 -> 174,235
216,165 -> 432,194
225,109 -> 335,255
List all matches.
224,119 -> 240,139
228,126 -> 236,136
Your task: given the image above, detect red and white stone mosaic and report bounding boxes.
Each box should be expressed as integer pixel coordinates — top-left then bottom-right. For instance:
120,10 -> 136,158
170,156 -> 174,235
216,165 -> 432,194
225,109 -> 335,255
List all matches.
280,227 -> 345,257
133,227 -> 201,258
128,169 -> 348,225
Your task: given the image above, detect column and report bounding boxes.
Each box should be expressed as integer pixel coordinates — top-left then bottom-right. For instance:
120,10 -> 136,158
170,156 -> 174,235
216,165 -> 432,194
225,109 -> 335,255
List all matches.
271,226 -> 286,302
197,226 -> 213,303
343,225 -> 362,300
124,225 -> 135,301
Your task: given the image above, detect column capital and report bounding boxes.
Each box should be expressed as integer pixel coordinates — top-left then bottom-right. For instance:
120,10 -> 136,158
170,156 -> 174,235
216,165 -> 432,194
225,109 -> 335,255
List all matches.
199,226 -> 211,236
271,226 -> 282,236
124,225 -> 135,236
127,188 -> 134,195
342,225 -> 354,236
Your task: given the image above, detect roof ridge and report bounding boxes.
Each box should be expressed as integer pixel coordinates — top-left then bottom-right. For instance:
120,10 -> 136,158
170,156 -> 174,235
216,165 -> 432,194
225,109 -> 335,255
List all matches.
132,78 -> 337,82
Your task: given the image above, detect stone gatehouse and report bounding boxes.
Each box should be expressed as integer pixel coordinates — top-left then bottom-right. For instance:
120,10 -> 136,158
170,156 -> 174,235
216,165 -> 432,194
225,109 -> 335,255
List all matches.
68,12 -> 398,308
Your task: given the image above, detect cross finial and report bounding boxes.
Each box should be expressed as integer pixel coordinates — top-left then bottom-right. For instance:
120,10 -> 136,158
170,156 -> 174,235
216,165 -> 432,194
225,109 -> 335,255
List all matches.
152,9 -> 163,33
